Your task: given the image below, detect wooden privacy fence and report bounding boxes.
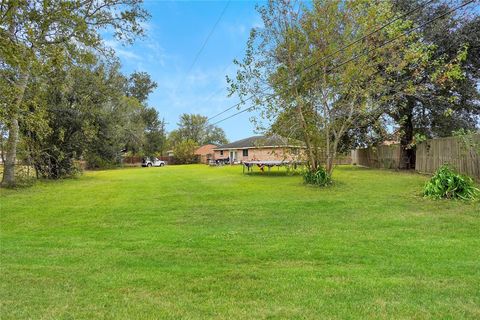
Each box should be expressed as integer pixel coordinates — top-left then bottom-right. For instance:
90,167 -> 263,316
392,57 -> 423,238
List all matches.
351,134 -> 480,180
351,144 -> 401,169
416,135 -> 479,180
334,154 -> 353,165
123,156 -> 143,164
314,151 -> 352,165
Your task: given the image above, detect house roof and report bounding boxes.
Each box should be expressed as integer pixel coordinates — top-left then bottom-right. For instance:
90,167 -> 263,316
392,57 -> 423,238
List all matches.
195,144 -> 217,155
214,135 -> 305,150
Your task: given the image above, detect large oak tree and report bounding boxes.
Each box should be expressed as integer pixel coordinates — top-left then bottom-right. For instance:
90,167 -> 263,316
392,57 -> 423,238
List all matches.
0,0 -> 148,186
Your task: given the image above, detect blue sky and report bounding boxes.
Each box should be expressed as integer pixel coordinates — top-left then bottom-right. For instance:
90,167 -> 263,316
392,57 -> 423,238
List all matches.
105,0 -> 480,141
105,0 -> 265,142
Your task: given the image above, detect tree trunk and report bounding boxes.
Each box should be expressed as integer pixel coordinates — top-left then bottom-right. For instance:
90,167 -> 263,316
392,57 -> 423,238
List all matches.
326,155 -> 333,175
325,127 -> 333,174
296,100 -> 317,171
326,101 -> 355,176
326,145 -> 337,176
1,71 -> 30,187
0,127 -> 5,164
2,118 -> 20,187
398,101 -> 416,170
326,135 -> 341,175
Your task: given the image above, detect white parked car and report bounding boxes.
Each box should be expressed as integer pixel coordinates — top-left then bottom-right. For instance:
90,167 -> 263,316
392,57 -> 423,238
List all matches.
142,157 -> 165,167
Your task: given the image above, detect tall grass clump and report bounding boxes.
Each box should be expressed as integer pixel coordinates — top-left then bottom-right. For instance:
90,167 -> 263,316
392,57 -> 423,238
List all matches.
303,166 -> 332,187
423,165 -> 479,200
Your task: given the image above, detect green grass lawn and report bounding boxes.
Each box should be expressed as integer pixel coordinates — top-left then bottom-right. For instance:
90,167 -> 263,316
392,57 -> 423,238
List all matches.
1,165 -> 479,319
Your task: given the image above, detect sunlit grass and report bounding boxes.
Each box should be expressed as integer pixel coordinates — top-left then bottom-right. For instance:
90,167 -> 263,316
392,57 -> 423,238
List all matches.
1,165 -> 479,319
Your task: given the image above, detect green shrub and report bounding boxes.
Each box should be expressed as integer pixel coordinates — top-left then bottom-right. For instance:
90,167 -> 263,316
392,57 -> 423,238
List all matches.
303,167 -> 332,187
85,154 -> 116,170
423,165 -> 479,200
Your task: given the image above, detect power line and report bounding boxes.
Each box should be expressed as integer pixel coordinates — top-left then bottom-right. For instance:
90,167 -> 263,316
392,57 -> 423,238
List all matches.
192,62 -> 233,112
192,42 -> 256,113
210,0 -> 475,126
256,9 -> 479,134
294,0 -> 438,75
207,0 -> 436,122
176,0 -> 231,93
203,86 -> 226,104
210,104 -> 255,125
208,100 -> 244,122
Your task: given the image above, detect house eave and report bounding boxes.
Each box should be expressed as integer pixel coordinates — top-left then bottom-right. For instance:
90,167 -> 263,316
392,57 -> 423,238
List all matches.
213,145 -> 306,151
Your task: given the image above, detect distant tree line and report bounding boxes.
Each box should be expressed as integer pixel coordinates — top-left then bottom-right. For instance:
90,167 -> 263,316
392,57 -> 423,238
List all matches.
167,114 -> 228,164
0,0 -> 167,186
0,1 -> 230,185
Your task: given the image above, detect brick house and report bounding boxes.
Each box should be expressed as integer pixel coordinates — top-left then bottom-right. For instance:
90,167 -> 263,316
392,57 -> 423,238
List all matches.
213,135 -> 305,164
195,144 -> 217,164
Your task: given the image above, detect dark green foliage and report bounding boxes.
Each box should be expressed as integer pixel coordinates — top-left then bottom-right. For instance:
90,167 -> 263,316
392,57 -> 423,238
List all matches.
141,108 -> 167,157
84,154 -> 118,170
423,165 -> 479,200
388,2 -> 480,169
303,167 -> 332,187
1,0 -> 149,186
21,63 -> 129,176
16,61 -> 166,176
173,139 -> 199,164
127,72 -> 158,103
168,114 -> 228,148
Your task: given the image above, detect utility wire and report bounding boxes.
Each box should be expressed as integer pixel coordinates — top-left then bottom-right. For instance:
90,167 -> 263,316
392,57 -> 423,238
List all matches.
207,0 -> 436,122
208,97 -> 245,121
176,0 -> 231,93
251,12 -> 477,134
192,62 -> 232,112
210,0 -> 475,126
192,41 -> 258,113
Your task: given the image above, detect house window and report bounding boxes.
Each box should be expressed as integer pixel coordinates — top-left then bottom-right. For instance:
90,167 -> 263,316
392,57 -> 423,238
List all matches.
220,150 -> 223,156
243,149 -> 248,157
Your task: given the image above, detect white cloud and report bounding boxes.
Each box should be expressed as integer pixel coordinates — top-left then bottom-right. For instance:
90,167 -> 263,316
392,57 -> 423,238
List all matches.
103,39 -> 142,60
103,34 -> 170,66
145,41 -> 168,67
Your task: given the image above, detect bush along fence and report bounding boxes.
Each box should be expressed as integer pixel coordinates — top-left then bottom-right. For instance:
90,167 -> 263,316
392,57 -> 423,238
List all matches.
416,134 -> 479,181
351,134 -> 480,181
